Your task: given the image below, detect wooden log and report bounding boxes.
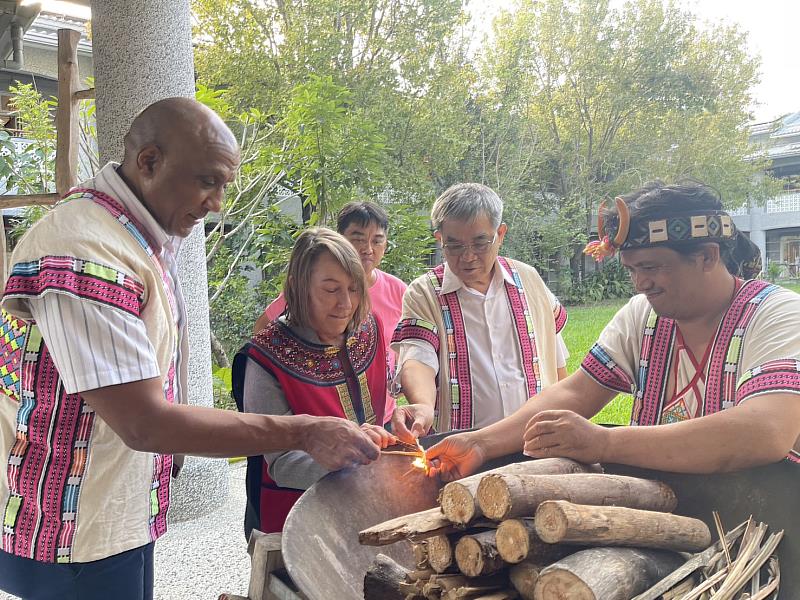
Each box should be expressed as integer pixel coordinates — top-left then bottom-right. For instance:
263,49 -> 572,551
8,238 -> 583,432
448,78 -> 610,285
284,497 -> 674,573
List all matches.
0,193 -> 59,210
496,519 -> 569,565
413,541 -> 430,569
428,534 -> 456,573
534,501 -> 712,552
454,530 -> 507,577
364,553 -> 411,600
477,474 -> 677,521
440,459 -> 597,526
533,548 -> 684,600
509,558 -> 542,600
360,507 -> 453,546
631,521 -> 748,600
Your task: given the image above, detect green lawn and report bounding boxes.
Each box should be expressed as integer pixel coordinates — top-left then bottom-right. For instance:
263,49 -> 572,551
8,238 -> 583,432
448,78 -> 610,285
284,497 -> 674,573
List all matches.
562,299 -> 633,425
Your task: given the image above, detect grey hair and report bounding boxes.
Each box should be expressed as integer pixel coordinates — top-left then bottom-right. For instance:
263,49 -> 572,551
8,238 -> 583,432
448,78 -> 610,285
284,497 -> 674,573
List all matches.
430,183 -> 504,230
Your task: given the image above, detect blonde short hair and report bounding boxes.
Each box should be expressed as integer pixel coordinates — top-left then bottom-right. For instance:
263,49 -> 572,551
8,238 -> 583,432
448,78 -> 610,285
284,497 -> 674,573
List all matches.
283,227 -> 370,334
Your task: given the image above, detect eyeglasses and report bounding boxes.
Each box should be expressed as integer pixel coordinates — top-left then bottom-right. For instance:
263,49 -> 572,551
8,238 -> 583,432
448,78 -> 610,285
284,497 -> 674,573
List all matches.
441,234 -> 497,257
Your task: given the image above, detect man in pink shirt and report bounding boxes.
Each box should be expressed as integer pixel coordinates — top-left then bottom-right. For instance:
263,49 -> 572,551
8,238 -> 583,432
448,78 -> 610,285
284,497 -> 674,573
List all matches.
254,202 -> 407,422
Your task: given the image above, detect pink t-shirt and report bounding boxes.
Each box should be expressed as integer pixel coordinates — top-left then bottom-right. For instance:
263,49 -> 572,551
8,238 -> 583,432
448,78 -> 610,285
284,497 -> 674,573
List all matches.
260,269 -> 407,420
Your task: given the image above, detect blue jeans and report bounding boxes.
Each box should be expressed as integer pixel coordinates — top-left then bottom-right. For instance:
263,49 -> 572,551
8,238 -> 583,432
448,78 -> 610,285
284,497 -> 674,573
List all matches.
0,543 -> 154,600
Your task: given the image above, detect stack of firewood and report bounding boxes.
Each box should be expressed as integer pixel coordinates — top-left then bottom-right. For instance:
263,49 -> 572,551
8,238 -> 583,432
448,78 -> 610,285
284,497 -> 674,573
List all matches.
360,458 -> 716,600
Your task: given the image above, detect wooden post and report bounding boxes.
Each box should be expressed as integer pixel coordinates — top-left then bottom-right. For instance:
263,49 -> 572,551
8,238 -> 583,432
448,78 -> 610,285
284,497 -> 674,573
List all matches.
534,501 -> 712,552
56,28 -> 82,196
359,507 -> 457,546
477,474 -> 677,521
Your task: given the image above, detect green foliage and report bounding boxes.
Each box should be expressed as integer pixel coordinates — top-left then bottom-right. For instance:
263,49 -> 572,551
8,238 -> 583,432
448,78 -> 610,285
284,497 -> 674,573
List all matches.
560,259 -> 634,305
192,0 -> 476,201
0,83 -> 56,197
278,75 -> 387,224
766,261 -> 784,283
464,0 -> 775,275
381,206 -> 436,283
212,365 -> 235,411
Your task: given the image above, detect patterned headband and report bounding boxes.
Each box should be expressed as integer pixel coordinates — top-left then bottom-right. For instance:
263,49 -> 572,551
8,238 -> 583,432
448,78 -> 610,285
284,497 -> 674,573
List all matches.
584,197 -> 735,261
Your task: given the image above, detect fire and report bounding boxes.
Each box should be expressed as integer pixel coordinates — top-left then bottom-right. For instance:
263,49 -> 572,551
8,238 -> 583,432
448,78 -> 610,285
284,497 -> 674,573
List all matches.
411,456 -> 429,475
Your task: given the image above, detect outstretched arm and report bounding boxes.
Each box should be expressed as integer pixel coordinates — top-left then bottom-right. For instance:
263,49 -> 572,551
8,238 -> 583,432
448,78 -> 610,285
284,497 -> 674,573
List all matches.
427,370 -> 615,480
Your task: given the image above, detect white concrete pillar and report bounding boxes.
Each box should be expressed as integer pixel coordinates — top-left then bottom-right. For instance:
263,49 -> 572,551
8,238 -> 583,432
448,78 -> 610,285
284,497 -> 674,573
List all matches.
91,0 -> 228,522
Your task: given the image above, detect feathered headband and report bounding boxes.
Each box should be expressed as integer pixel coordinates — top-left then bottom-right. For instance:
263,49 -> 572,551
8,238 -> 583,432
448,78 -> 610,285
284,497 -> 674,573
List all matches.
583,197 -> 736,261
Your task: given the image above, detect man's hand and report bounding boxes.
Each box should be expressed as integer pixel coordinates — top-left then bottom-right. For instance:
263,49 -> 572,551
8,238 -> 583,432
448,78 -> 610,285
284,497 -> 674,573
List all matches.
360,423 -> 398,449
523,410 -> 611,464
391,404 -> 435,444
300,416 -> 381,471
426,432 -> 486,482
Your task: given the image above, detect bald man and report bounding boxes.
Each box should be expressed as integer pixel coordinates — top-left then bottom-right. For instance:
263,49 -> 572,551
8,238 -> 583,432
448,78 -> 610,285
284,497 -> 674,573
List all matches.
0,98 -> 380,600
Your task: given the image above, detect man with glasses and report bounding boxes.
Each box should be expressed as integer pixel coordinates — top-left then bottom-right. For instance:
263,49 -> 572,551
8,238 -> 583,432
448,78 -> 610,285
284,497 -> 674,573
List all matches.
391,183 -> 568,441
255,201 -> 407,422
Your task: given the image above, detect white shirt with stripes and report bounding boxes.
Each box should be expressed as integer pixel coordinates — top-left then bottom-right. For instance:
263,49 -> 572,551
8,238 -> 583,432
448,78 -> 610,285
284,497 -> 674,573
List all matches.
26,162 -> 186,396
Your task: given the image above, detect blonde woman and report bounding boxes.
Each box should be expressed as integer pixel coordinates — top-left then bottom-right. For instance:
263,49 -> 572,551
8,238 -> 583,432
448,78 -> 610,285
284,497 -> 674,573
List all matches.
233,228 -> 394,535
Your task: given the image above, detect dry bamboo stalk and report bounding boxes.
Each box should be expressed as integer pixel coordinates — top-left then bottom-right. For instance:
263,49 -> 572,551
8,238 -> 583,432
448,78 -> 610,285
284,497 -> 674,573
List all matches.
712,530 -> 783,600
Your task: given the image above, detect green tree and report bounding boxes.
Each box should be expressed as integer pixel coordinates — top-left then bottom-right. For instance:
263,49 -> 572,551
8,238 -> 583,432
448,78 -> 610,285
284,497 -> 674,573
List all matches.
468,0 -> 777,280
192,0 -> 476,200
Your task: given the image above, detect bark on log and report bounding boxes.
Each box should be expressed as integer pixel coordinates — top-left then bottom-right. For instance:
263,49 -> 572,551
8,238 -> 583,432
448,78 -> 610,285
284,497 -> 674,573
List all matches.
533,548 -> 685,600
412,541 -> 430,569
454,530 -> 507,577
509,558 -> 543,600
439,459 -> 597,526
360,507 -> 453,546
426,573 -> 507,599
496,519 -> 569,565
477,474 -> 677,521
364,553 -> 411,600
534,501 -> 711,552
428,534 -> 456,573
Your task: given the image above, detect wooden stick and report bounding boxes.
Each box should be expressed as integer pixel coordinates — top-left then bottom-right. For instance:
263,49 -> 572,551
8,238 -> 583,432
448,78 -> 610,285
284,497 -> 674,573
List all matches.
454,530 -> 507,577
477,473 -> 677,521
73,87 -> 95,101
381,450 -> 423,457
359,507 -> 454,546
533,547 -> 684,600
534,501 -> 711,552
0,193 -> 59,209
439,459 -> 597,526
713,510 -> 732,569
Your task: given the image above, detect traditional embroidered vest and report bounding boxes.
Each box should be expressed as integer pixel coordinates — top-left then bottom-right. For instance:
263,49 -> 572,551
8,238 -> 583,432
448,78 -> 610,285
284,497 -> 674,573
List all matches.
582,280 -> 800,463
236,315 -> 386,533
394,257 -> 567,431
0,189 -> 179,563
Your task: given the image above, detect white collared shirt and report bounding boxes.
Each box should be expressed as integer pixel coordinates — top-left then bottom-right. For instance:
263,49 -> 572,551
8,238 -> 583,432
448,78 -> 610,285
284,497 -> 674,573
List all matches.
397,260 -> 567,428
23,162 -> 186,396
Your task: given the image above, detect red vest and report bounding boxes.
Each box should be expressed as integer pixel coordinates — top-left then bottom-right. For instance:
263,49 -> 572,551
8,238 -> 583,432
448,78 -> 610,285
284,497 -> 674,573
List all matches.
242,314 -> 387,532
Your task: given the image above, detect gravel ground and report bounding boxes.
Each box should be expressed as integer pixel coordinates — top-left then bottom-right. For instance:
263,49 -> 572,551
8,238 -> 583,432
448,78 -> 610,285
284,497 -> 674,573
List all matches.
0,461 -> 251,600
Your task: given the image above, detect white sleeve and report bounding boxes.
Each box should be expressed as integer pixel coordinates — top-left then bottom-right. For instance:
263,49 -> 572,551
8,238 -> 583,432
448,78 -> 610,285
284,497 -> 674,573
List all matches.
27,293 -> 161,394
396,340 -> 440,374
556,333 -> 569,368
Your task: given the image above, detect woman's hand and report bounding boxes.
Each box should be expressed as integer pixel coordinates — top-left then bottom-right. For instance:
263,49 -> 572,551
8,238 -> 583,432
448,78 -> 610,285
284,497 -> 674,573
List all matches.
391,404 -> 435,444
